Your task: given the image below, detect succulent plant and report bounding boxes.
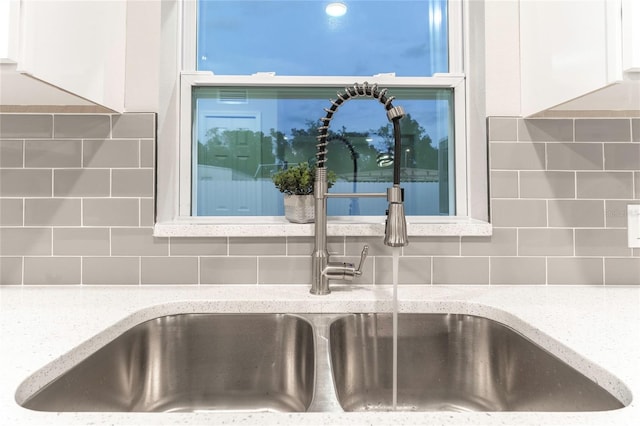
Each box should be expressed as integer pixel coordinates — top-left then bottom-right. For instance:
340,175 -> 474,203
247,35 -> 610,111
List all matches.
271,162 -> 337,195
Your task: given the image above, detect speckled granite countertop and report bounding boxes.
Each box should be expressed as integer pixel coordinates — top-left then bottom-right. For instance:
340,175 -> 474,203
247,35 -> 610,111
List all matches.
1,285 -> 638,425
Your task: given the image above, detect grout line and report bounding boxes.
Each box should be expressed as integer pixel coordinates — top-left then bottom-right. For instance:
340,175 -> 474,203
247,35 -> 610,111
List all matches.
544,256 -> 548,286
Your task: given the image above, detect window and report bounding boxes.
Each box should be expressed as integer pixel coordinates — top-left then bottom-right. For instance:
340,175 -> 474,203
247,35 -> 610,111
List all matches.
156,0 -> 491,236
179,0 -> 468,221
191,85 -> 456,216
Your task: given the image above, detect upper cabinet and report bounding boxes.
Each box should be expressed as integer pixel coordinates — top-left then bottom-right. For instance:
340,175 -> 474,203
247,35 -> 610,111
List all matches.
2,0 -> 159,112
622,0 -> 640,72
519,0 -> 639,116
0,0 -> 19,62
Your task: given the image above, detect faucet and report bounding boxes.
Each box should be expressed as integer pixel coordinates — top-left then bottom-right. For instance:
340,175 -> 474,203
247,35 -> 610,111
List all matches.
310,82 -> 409,295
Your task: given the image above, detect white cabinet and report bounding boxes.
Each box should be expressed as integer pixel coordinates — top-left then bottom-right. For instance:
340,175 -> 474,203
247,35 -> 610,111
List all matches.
17,0 -> 127,111
2,0 -> 160,112
622,0 -> 640,72
519,0 -> 638,116
0,0 -> 19,62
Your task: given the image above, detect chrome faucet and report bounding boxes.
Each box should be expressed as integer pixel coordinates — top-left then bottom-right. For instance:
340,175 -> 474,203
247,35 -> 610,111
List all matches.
310,82 -> 409,295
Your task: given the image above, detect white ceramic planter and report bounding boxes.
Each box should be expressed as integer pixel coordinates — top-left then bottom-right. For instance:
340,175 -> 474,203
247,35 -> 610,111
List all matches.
284,194 -> 314,223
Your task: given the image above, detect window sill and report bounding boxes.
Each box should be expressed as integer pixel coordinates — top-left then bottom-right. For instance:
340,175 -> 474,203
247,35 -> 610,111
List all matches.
153,217 -> 492,238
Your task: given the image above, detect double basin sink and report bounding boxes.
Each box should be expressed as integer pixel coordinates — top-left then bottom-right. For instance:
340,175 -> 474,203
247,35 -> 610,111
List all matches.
18,312 -> 625,413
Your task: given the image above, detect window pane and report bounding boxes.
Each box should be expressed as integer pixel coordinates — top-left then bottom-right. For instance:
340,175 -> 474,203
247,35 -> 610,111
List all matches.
192,86 -> 454,216
197,0 -> 448,76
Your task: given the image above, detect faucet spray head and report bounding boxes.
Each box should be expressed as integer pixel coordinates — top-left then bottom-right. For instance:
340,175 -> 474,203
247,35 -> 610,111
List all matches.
384,186 -> 409,247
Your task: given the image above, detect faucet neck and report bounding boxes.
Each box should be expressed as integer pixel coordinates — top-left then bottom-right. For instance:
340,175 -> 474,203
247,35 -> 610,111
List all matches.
310,83 -> 409,295
315,82 -> 404,169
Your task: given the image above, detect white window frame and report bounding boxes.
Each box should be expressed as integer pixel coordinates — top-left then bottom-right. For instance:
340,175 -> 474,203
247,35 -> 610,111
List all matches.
154,0 -> 491,237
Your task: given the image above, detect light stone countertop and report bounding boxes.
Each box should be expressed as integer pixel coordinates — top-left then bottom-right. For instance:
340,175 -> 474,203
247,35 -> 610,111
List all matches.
1,284 -> 638,426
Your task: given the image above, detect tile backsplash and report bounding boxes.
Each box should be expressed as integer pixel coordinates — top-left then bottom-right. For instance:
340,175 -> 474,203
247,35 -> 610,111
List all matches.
0,114 -> 638,286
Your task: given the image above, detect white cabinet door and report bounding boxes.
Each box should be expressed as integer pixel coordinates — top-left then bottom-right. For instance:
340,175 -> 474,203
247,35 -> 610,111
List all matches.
18,0 -> 127,111
622,0 -> 640,71
0,0 -> 19,62
519,0 -> 619,116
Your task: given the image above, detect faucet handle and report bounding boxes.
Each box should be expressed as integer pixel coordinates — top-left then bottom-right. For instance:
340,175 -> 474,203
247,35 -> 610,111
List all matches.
323,245 -> 369,282
355,245 -> 369,276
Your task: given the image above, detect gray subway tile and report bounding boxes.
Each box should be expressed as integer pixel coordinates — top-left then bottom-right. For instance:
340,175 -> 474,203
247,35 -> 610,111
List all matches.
25,140 -> 82,168
0,140 -> 23,167
83,139 -> 140,168
24,257 -> 81,285
375,256 -> 430,284
170,237 -> 228,255
491,200 -> 547,227
0,257 -> 22,285
576,172 -> 634,199
432,257 -> 489,285
518,228 -> 574,256
140,139 -> 155,168
54,169 -> 110,197
346,236 -> 401,256
403,236 -> 460,256
490,171 -> 519,198
25,198 -> 81,226
83,257 -> 140,285
258,257 -> 312,284
604,143 -> 640,170
547,258 -> 603,285
490,257 -> 546,285
606,200 -> 635,227
0,198 -> 23,225
54,115 -> 110,139
112,169 -> 154,197
548,200 -> 604,227
518,119 -> 573,142
286,237 -> 314,256
201,257 -> 257,284
575,229 -> 631,257
461,228 -> 517,256
0,169 -> 52,197
83,198 -> 139,226
632,119 -> 639,142
53,228 -> 110,255
547,143 -> 603,170
519,171 -> 575,199
0,114 -> 53,138
0,228 -> 51,255
605,258 -> 640,285
141,257 -> 198,284
635,172 -> 639,199
575,118 -> 631,142
490,142 -> 545,170
488,117 -> 517,141
288,236 -> 344,256
229,237 -> 286,255
140,198 -> 155,227
112,114 -> 155,138
111,227 -> 168,256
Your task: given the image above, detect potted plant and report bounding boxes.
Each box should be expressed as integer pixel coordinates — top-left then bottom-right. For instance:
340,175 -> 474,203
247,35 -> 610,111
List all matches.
272,162 -> 337,223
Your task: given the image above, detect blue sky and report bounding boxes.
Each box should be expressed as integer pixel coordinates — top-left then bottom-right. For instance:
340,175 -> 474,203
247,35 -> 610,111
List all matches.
196,0 -> 451,147
197,0 -> 448,76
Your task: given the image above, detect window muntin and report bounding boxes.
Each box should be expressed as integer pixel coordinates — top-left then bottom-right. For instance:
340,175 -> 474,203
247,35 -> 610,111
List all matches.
192,85 -> 455,216
197,0 -> 449,77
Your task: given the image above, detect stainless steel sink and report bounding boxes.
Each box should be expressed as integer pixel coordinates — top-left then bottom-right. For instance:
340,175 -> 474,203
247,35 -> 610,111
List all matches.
18,311 -> 626,414
21,314 -> 315,412
328,313 -> 624,412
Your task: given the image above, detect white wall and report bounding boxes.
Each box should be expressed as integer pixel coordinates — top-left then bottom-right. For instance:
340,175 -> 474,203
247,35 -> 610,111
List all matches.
124,0 -> 161,111
484,0 -> 521,116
